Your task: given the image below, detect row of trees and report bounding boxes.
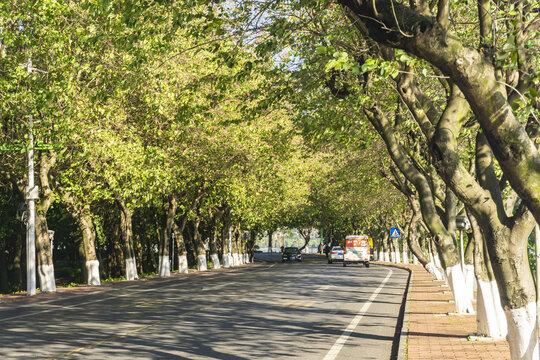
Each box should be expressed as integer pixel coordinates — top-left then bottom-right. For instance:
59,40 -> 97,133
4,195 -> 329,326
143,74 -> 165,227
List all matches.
0,1 -> 302,290
242,0 -> 538,358
0,1 -> 403,293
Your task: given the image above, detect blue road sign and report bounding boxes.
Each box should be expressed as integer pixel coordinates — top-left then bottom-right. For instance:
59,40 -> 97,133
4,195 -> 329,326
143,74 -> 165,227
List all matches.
390,227 -> 401,238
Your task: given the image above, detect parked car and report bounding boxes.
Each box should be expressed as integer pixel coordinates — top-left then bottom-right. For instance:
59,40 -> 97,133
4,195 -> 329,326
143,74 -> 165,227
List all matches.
328,246 -> 344,264
282,247 -> 302,262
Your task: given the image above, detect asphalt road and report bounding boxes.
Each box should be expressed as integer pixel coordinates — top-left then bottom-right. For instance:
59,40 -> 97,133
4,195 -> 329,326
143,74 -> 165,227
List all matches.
0,254 -> 409,360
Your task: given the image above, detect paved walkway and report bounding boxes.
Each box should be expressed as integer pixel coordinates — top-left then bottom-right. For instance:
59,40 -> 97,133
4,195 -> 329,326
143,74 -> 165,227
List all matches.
381,262 -> 511,360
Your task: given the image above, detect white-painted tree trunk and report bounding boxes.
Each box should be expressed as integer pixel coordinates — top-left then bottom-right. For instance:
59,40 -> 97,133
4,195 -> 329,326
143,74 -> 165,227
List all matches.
178,255 -> 188,274
244,253 -> 250,263
425,261 -> 444,280
384,251 -> 390,262
158,255 -> 170,277
505,302 -> 538,360
210,253 -> 220,269
223,253 -> 231,268
476,279 -> 507,338
390,252 -> 396,263
428,251 -> 444,278
463,264 -> 475,304
402,251 -> 409,264
38,264 -> 56,292
232,253 -> 239,266
413,255 -> 418,265
434,253 -> 443,270
378,250 -> 383,261
197,254 -> 207,271
394,251 -> 401,263
85,260 -> 101,285
446,264 -> 474,314
125,257 -> 138,280
238,253 -> 245,265
373,251 -> 378,261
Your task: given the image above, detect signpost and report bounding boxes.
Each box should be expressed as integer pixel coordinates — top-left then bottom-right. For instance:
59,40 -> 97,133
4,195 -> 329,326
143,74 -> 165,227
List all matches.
390,227 -> 401,238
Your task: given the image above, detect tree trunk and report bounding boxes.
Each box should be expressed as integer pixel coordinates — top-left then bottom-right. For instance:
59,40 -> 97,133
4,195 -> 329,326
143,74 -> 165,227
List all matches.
209,223 -> 221,269
113,228 -> 125,278
232,224 -> 240,266
406,208 -> 441,277
392,236 -> 400,263
298,228 -> 311,252
77,206 -> 100,285
463,228 -> 475,306
117,199 -> 138,280
402,232 -> 409,264
11,231 -> 23,292
382,233 -> 390,262
268,231 -> 273,253
35,151 -> 57,292
192,217 -> 207,271
158,197 -> 176,277
246,230 -> 257,263
239,231 -> 247,265
133,233 -> 144,275
175,218 -> 190,274
470,212 -> 507,338
222,225 -> 232,268
143,234 -> 156,274
0,242 -> 8,293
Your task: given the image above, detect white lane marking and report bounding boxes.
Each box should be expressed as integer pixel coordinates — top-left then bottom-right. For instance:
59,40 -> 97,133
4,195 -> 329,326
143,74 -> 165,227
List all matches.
0,263 -> 276,322
202,282 -> 236,291
323,269 -> 393,360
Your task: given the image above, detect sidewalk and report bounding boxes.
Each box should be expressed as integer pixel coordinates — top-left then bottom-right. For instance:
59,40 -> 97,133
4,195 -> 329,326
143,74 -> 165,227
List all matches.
384,262 -> 511,360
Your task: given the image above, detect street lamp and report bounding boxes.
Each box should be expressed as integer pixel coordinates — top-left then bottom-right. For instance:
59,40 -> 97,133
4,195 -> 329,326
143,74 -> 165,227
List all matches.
456,215 -> 471,272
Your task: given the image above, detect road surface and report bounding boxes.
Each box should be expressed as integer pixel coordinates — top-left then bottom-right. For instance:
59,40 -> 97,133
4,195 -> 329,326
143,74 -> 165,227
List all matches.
0,254 -> 409,359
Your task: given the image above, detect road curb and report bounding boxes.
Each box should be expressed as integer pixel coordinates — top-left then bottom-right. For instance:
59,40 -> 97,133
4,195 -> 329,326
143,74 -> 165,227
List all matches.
373,262 -> 412,360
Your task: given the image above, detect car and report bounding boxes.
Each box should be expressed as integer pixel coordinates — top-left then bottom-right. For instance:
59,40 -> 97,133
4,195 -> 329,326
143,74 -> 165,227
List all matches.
282,247 -> 302,262
328,246 -> 344,264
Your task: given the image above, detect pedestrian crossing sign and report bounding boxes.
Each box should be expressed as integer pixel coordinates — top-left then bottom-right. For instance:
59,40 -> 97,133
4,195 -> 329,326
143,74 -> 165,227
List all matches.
390,227 -> 401,238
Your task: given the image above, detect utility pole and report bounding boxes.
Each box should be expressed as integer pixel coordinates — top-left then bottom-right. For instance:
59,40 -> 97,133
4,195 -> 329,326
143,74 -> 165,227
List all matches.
26,114 -> 37,296
19,57 -> 49,295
